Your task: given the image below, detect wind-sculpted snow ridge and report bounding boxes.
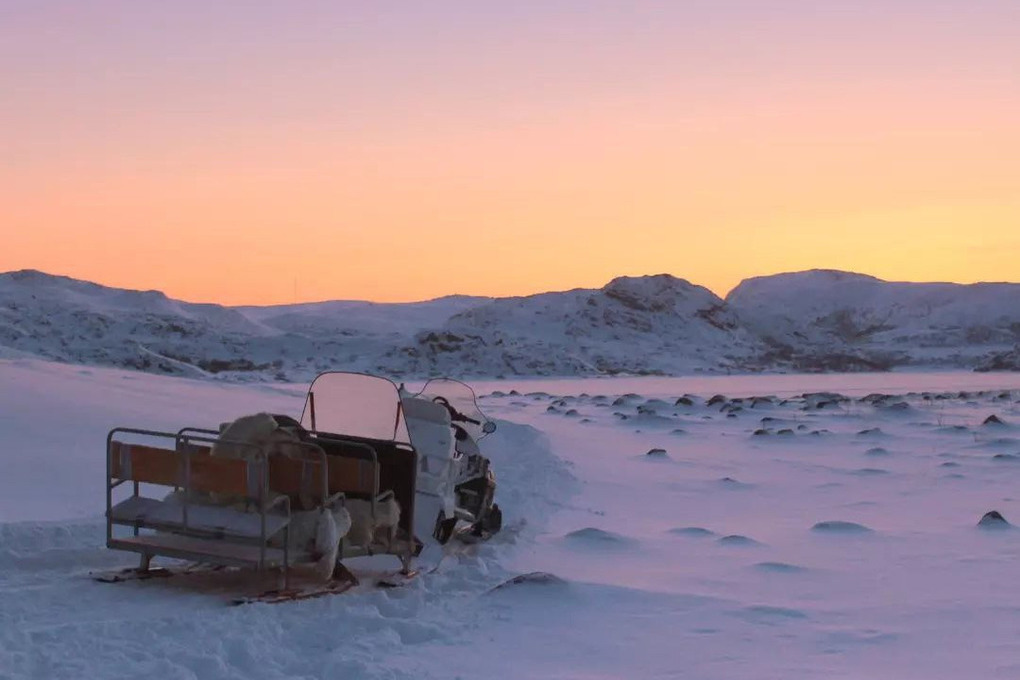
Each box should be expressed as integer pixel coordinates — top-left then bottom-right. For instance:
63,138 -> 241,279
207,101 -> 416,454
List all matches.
2,268 -> 1019,381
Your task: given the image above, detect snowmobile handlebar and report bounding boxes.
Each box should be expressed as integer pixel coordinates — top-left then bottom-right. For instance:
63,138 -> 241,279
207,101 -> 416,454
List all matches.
432,396 -> 481,425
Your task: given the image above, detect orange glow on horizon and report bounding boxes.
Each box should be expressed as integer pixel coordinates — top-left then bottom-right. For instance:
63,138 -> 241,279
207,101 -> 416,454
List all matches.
3,2 -> 1018,305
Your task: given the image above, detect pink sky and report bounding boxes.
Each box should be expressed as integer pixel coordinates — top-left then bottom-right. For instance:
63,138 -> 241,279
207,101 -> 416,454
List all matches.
2,1 -> 1018,303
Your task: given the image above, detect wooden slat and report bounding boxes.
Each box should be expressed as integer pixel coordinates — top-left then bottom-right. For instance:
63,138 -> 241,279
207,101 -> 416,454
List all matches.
189,455 -> 249,497
111,442 -> 181,486
110,441 -> 376,498
268,455 -> 375,499
110,442 -> 247,497
329,456 -> 376,496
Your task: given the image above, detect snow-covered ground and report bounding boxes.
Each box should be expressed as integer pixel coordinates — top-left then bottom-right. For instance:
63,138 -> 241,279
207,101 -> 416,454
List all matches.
2,358 -> 1020,679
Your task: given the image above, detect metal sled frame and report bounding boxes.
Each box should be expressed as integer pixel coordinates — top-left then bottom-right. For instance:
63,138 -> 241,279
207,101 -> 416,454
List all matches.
105,425 -> 417,590
106,427 -> 336,588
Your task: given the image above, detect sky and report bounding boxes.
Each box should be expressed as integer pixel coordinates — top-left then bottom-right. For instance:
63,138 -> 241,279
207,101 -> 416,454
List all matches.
2,0 -> 1018,304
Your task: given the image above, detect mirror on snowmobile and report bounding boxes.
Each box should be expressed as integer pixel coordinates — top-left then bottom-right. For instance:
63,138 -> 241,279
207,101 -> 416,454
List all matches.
482,421 -> 496,434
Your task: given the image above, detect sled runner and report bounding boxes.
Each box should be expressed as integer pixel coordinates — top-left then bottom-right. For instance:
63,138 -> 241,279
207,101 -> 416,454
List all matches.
102,372 -> 500,602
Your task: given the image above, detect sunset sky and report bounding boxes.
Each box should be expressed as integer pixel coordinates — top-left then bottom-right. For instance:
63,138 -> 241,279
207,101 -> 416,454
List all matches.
2,1 -> 1018,304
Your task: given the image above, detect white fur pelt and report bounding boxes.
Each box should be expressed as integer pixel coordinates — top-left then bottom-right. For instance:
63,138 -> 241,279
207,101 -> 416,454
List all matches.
313,506 -> 350,580
345,491 -> 401,550
212,412 -> 299,460
272,506 -> 352,581
210,412 -> 355,581
206,413 -> 292,507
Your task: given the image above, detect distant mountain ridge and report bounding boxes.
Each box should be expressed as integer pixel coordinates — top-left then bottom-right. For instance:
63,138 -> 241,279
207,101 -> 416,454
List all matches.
728,269 -> 1020,372
1,268 -> 1017,379
388,274 -> 764,376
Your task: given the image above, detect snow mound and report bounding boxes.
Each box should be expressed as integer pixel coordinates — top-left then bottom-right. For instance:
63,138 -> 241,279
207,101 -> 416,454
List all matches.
488,572 -> 569,593
739,604 -> 810,622
668,526 -> 717,538
752,561 -> 809,574
977,511 -> 1012,529
562,527 -> 637,547
811,520 -> 874,534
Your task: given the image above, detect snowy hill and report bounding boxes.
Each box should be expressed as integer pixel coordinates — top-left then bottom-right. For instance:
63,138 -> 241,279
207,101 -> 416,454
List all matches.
1,268 -> 1018,379
383,274 -> 765,376
0,270 -> 464,380
727,270 -> 1020,371
0,270 -> 274,376
237,296 -> 487,337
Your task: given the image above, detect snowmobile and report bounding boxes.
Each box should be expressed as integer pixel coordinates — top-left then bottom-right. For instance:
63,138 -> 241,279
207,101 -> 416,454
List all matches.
100,371 -> 500,603
401,378 -> 502,545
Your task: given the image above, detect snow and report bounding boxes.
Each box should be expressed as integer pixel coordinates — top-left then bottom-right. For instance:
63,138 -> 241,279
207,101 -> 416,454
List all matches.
4,268 -> 1018,381
236,296 -> 487,337
3,358 -> 1020,678
399,274 -> 764,376
728,269 -> 1020,370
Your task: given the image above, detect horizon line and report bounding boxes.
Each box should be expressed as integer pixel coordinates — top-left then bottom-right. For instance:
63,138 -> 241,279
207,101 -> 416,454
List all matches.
3,267 -> 1019,309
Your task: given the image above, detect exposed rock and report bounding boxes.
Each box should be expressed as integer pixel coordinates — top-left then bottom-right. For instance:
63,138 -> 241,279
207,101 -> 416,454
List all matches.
488,572 -> 568,592
811,520 -> 873,534
975,347 -> 1020,372
977,510 -> 1011,528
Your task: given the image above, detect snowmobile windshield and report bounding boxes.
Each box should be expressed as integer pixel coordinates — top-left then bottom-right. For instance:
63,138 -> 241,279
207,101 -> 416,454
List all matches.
300,372 -> 411,443
414,378 -> 495,441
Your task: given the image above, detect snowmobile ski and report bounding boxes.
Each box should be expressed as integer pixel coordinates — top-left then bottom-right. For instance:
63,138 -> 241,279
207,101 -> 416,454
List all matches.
92,563 -> 226,584
376,570 -> 419,589
230,579 -> 357,605
92,566 -> 175,583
